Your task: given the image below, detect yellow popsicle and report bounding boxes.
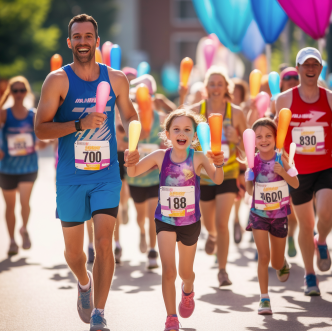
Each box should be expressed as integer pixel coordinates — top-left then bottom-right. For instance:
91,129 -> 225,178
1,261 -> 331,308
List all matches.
129,120 -> 142,151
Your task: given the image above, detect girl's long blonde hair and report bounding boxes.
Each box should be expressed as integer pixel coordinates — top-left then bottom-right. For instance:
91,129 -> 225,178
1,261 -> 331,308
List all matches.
0,76 -> 33,110
159,107 -> 206,148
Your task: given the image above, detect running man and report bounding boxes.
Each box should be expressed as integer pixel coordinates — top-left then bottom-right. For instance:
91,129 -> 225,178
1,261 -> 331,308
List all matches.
276,47 -> 332,296
35,14 -> 139,331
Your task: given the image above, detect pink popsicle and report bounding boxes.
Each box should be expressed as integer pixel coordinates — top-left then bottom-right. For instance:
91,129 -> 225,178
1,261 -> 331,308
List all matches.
203,39 -> 217,70
243,129 -> 255,169
96,81 -> 110,113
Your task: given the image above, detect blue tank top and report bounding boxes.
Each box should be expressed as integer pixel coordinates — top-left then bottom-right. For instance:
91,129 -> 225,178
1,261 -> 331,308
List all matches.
54,63 -> 120,186
155,148 -> 201,226
0,108 -> 38,174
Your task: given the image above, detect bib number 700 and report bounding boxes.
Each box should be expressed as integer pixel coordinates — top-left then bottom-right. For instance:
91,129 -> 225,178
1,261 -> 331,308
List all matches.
260,191 -> 282,203
167,197 -> 187,209
83,151 -> 102,163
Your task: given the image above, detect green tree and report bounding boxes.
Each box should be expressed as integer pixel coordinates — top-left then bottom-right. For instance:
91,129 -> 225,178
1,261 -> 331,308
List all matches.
0,0 -> 60,80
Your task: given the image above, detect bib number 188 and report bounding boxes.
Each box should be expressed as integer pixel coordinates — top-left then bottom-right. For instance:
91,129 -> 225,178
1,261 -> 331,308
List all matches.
167,197 -> 187,209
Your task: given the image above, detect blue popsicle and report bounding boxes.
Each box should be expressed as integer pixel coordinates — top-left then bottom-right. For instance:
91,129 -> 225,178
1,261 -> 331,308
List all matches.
197,122 -> 211,155
268,71 -> 280,100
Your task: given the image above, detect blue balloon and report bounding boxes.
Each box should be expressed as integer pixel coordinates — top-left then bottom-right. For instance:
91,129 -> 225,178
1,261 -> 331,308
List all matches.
250,0 -> 288,44
268,72 -> 280,100
320,60 -> 328,81
161,65 -> 179,94
241,20 -> 265,61
137,61 -> 151,77
110,44 -> 121,70
211,0 -> 253,53
327,73 -> 332,89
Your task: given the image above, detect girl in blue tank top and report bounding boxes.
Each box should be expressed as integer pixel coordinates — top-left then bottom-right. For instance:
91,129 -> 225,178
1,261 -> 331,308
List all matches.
126,108 -> 224,331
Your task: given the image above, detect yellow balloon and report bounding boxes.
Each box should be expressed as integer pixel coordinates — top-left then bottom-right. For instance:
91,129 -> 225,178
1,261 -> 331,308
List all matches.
249,69 -> 262,98
129,120 -> 142,152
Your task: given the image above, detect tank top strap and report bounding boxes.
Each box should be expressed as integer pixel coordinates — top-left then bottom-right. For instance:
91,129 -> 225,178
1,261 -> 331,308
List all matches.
99,63 -> 110,82
200,100 -> 207,116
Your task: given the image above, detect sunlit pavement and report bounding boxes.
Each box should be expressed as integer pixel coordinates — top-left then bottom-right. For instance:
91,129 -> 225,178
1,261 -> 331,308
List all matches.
1,153 -> 332,331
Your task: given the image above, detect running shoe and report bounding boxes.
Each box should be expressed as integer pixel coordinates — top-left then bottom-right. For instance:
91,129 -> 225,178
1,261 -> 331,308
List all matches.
178,283 -> 195,318
90,309 -> 110,331
139,233 -> 147,253
233,222 -> 242,244
258,298 -> 272,315
304,274 -> 320,296
218,269 -> 232,287
287,236 -> 297,258
122,203 -> 129,225
8,242 -> 18,256
147,249 -> 159,269
114,246 -> 122,264
205,234 -> 217,255
276,259 -> 291,282
164,315 -> 180,331
88,246 -> 95,264
77,270 -> 94,323
20,228 -> 31,250
314,234 -> 331,272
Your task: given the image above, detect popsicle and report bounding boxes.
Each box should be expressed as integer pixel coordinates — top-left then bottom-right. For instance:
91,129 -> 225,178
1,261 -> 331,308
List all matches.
208,114 -> 223,155
287,142 -> 298,177
128,120 -> 142,152
136,84 -> 152,132
96,82 -> 110,113
50,54 -> 63,72
276,108 -> 292,163
197,122 -> 211,155
180,57 -> 194,88
268,71 -> 280,100
243,129 -> 256,181
249,69 -> 262,98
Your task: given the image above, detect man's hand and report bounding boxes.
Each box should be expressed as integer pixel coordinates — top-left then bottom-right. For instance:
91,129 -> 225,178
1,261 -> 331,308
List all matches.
274,162 -> 286,177
81,113 -> 107,130
124,149 -> 140,167
206,150 -> 224,166
225,126 -> 239,144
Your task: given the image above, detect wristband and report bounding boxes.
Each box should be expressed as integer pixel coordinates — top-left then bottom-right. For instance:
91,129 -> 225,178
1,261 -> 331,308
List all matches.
75,119 -> 82,131
214,163 -> 224,168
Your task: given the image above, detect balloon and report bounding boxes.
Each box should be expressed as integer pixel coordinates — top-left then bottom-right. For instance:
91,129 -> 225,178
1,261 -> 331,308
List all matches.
203,39 -> 217,70
208,114 -> 223,155
137,61 -> 151,77
268,72 -> 280,100
255,92 -> 270,118
136,84 -> 152,132
241,20 -> 265,61
328,73 -> 332,89
102,41 -> 112,66
278,0 -> 332,40
110,44 -> 121,70
128,121 -> 142,152
95,48 -> 103,63
96,82 -> 110,113
243,129 -> 255,180
50,54 -> 63,72
276,108 -> 292,150
287,142 -> 298,176
161,64 -> 179,94
180,57 -> 193,87
197,123 -> 211,155
249,69 -> 262,98
250,0 -> 288,44
254,54 -> 267,75
320,60 -> 328,81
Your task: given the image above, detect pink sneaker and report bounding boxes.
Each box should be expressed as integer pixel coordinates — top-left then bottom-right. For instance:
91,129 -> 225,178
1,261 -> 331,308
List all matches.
178,283 -> 195,318
164,315 -> 180,331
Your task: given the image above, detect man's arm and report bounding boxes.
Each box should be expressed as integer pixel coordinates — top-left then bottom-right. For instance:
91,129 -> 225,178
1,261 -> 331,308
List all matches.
110,70 -> 139,136
275,90 -> 293,123
35,71 -> 106,140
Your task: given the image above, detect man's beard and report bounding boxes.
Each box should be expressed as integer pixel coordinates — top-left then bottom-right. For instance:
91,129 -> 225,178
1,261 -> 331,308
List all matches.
73,46 -> 95,64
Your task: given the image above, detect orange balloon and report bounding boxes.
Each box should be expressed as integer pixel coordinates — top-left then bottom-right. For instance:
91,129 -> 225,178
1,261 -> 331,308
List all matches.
180,57 -> 193,87
249,69 -> 262,98
254,54 -> 268,75
276,108 -> 292,149
95,48 -> 103,63
208,113 -> 223,154
50,54 -> 63,72
136,84 -> 152,132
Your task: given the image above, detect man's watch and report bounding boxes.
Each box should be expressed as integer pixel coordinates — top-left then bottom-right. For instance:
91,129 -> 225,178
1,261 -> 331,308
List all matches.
75,119 -> 83,131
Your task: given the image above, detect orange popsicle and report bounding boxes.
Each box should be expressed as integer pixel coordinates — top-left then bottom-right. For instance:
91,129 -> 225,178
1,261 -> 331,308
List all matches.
276,108 -> 292,149
95,48 -> 103,63
180,57 -> 193,87
249,69 -> 262,98
136,84 -> 152,132
208,113 -> 223,155
50,54 -> 63,72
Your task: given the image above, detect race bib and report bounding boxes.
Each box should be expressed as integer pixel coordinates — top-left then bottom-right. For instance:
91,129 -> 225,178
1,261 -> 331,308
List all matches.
160,186 -> 195,218
138,143 -> 159,159
7,133 -> 34,156
255,180 -> 289,211
292,126 -> 325,155
75,141 -> 110,171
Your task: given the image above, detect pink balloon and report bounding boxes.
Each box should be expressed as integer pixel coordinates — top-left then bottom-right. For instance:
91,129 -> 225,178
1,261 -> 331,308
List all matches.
102,41 -> 112,66
203,39 -> 217,70
96,81 -> 110,113
208,33 -> 220,48
255,92 -> 270,118
243,129 -> 255,169
278,0 -> 332,40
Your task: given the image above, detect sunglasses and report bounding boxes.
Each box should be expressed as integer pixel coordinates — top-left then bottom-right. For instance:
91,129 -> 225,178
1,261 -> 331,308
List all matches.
282,75 -> 299,81
11,88 -> 27,94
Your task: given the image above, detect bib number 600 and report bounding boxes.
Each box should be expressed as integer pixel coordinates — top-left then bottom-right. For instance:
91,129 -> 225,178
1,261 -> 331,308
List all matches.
167,197 -> 187,209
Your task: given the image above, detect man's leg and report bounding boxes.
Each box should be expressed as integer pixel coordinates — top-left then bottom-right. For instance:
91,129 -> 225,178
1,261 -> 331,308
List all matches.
315,189 -> 332,243
92,214 -> 116,309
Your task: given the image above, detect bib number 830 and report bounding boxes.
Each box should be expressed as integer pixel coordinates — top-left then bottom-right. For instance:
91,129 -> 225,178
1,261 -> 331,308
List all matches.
83,151 -> 102,163
167,197 -> 187,209
260,191 -> 282,203
300,136 -> 316,146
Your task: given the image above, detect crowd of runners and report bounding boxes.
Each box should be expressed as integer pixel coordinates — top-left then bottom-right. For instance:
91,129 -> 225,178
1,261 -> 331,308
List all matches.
0,13 -> 331,331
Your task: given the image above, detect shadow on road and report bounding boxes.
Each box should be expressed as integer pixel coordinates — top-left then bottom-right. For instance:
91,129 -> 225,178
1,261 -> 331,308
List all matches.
0,257 -> 39,274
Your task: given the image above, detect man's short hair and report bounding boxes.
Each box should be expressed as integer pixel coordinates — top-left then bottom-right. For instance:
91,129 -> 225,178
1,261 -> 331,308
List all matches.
68,14 -> 98,39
